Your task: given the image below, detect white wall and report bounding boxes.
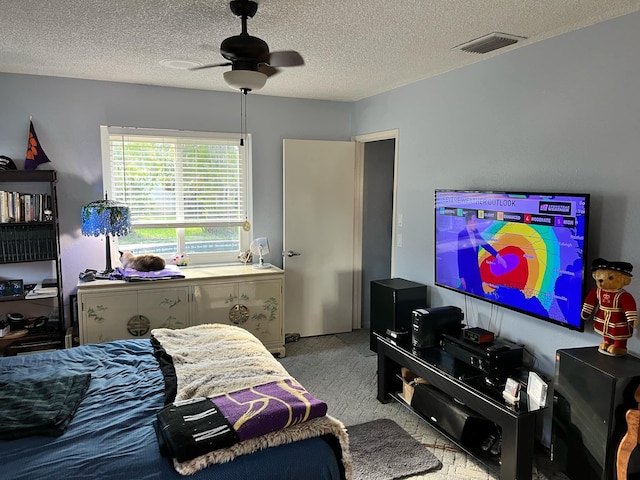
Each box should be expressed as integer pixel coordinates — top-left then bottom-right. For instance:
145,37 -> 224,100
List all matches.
0,74 -> 352,318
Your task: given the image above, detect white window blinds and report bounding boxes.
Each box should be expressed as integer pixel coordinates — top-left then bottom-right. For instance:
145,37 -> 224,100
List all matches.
102,127 -> 249,229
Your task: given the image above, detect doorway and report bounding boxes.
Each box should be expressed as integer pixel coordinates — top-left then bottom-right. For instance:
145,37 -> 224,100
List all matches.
360,139 -> 395,329
353,129 -> 399,328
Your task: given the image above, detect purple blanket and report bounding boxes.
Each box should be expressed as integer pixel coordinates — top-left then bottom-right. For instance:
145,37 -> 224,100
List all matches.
155,378 -> 328,462
113,265 -> 185,282
211,378 -> 328,441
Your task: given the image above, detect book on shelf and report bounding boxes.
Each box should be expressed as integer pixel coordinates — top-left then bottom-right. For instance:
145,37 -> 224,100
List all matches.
0,191 -> 6,223
0,190 -> 51,224
25,283 -> 58,299
34,283 -> 58,294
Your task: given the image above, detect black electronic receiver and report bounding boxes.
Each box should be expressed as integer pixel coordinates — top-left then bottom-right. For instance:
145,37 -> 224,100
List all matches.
442,333 -> 524,375
486,344 -> 510,353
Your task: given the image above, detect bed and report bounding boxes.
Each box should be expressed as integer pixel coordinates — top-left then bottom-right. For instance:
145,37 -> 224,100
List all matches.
0,324 -> 351,480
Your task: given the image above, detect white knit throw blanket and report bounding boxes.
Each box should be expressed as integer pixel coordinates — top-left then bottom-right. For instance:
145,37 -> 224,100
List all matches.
151,324 -> 352,478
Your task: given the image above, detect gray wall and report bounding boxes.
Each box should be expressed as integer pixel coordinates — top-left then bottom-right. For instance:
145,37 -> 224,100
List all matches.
0,74 -> 352,316
353,10 -> 640,369
352,10 -> 640,443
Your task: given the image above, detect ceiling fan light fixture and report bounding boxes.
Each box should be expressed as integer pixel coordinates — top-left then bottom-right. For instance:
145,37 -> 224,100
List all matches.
224,70 -> 267,91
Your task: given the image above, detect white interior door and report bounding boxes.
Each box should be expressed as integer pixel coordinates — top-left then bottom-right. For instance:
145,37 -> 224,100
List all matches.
283,139 -> 355,337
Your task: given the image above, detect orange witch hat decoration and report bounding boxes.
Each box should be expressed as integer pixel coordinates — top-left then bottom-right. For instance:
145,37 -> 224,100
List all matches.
25,120 -> 52,170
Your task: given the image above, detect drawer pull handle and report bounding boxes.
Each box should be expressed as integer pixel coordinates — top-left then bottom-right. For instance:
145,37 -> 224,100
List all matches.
127,315 -> 150,337
229,304 -> 249,325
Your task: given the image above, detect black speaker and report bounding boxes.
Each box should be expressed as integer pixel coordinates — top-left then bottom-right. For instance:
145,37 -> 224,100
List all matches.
411,383 -> 494,448
551,347 -> 640,480
370,278 -> 427,352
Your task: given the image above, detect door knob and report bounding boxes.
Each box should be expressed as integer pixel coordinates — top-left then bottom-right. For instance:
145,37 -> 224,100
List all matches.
285,250 -> 301,257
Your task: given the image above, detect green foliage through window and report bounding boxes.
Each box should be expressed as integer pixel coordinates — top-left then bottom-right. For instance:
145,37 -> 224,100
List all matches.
100,127 -> 251,263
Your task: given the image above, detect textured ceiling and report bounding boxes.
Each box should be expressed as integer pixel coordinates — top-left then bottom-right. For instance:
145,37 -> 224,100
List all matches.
1,0 -> 639,101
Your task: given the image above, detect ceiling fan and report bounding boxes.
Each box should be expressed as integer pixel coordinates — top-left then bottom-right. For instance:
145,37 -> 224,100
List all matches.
192,0 -> 304,92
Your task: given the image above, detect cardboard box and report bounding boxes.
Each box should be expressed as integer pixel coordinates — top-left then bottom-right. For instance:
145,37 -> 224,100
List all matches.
401,367 -> 429,404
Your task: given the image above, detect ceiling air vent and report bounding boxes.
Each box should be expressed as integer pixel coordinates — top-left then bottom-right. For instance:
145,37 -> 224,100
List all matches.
455,32 -> 526,54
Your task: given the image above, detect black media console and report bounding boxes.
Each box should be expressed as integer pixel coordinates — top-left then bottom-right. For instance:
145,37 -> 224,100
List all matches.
375,332 -> 546,480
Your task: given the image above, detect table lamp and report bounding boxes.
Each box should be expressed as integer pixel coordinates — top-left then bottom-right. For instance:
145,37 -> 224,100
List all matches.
81,194 -> 131,274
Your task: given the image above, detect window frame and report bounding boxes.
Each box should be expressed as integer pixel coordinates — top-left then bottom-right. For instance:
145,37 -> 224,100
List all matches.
99,125 -> 253,265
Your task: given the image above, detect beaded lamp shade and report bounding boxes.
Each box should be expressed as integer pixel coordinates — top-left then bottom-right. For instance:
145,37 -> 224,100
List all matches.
81,195 -> 131,274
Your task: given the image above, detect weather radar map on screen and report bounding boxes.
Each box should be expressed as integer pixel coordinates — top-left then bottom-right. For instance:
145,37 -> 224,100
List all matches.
434,190 -> 589,331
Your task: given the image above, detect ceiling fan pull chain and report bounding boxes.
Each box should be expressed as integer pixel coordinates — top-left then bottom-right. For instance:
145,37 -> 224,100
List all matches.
244,90 -> 248,146
240,90 -> 245,146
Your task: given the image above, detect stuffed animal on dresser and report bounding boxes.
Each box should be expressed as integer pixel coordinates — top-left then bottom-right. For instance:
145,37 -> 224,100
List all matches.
581,258 -> 638,356
119,251 -> 166,272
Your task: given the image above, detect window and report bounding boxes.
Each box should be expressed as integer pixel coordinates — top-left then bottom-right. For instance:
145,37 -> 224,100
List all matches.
100,126 -> 252,265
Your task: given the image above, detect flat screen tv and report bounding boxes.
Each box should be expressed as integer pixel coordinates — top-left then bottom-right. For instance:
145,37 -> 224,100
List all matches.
434,190 -> 590,331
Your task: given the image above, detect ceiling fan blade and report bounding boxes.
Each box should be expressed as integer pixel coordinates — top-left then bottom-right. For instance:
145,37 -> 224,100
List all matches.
190,62 -> 232,71
266,50 -> 304,67
258,64 -> 279,77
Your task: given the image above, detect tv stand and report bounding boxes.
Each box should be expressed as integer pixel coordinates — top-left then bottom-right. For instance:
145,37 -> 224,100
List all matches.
375,333 -> 546,480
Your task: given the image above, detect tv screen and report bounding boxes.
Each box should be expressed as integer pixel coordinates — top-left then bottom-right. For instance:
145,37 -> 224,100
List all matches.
434,190 -> 589,331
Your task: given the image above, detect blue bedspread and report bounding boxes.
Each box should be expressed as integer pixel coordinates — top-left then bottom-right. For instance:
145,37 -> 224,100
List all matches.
0,340 -> 342,480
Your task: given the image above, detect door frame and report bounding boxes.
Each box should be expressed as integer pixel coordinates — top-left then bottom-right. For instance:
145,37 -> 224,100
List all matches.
352,129 -> 400,329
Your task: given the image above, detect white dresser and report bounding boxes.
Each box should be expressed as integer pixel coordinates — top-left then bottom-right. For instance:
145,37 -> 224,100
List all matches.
77,265 -> 285,356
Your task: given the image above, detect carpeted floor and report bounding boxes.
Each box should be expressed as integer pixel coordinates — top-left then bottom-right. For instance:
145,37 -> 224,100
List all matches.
279,329 -> 570,480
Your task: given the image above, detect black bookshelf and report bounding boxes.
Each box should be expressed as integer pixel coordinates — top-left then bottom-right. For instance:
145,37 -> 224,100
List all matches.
0,170 -> 64,354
